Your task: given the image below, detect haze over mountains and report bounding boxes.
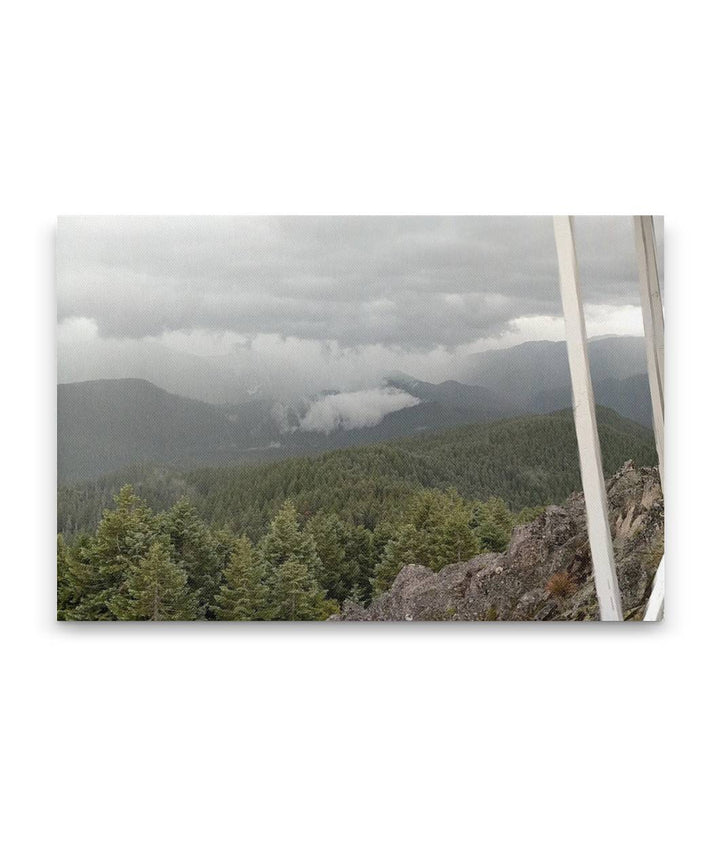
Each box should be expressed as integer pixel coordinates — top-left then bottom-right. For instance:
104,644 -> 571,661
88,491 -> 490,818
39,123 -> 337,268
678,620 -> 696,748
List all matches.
58,335 -> 652,483
458,336 -> 647,405
57,377 -> 510,483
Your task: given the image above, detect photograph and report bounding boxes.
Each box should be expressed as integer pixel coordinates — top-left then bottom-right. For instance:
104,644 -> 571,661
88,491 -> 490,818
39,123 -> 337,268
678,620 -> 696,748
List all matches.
6,4 -> 717,853
56,215 -> 664,621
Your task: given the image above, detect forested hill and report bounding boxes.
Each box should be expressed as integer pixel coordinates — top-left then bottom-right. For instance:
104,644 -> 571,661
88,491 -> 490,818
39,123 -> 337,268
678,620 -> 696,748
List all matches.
58,406 -> 657,541
57,378 -> 242,484
58,376 -> 522,484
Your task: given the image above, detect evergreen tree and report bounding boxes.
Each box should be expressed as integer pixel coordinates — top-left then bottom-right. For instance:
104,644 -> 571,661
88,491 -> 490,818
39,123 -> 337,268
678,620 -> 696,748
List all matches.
269,558 -> 326,621
71,485 -> 160,620
212,525 -> 238,572
372,490 -> 480,593
57,534 -> 78,620
372,523 -> 420,594
430,490 -> 479,566
306,513 -> 351,603
369,522 -> 395,568
260,500 -> 322,573
345,582 -> 366,608
110,539 -> 198,620
260,501 -> 327,619
162,497 -> 222,618
408,489 -> 478,569
213,535 -> 267,620
473,496 -> 515,552
345,524 -> 375,604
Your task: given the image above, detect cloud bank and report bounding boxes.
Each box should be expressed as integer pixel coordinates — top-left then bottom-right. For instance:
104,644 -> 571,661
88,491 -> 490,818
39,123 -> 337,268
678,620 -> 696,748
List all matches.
57,304 -> 645,403
297,388 -> 420,434
57,216 -> 661,349
56,216 -> 659,400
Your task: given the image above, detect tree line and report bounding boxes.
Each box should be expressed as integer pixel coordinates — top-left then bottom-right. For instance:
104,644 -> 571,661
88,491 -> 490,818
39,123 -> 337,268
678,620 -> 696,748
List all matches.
58,484 -> 541,621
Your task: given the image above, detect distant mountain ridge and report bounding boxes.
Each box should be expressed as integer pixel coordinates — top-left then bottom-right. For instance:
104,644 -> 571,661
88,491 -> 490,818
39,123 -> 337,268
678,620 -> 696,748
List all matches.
458,336 -> 647,404
384,373 -> 520,418
529,373 -> 653,427
58,376 -> 517,483
58,336 -> 654,483
457,336 -> 652,427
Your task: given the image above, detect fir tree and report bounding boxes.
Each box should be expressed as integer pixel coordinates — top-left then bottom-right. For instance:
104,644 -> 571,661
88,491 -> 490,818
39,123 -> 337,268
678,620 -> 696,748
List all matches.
71,485 -> 160,620
213,535 -> 267,620
269,558 -> 326,621
260,501 -> 326,619
372,523 -> 420,594
344,582 -> 366,609
345,524 -> 375,604
162,497 -> 222,618
372,490 -> 480,592
306,513 -> 349,603
110,539 -> 198,620
260,500 -> 322,573
212,525 -> 238,571
473,496 -> 516,552
426,490 -> 478,567
57,534 -> 78,620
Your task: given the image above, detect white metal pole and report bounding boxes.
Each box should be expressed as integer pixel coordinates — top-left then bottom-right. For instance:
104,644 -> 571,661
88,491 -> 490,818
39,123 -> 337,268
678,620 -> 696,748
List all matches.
553,216 -> 624,621
634,215 -> 665,621
643,556 -> 665,621
634,215 -> 665,489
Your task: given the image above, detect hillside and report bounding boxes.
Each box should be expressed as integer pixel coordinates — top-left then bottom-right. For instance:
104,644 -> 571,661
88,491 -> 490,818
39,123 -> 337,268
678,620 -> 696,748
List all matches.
384,373 -> 519,419
57,379 -> 245,483
58,406 -> 657,541
57,376 -> 521,483
58,455 -> 664,622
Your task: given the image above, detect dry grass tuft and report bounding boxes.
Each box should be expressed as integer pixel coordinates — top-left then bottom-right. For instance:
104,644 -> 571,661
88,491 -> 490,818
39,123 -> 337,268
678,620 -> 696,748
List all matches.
546,571 -> 578,599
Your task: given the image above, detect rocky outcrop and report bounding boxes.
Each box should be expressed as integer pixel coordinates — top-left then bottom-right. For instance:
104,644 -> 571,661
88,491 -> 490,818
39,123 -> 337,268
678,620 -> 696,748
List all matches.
337,461 -> 664,621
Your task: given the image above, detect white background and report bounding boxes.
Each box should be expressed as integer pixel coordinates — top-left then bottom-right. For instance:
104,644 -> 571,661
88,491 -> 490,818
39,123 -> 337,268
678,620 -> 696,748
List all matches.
2,2 -> 718,854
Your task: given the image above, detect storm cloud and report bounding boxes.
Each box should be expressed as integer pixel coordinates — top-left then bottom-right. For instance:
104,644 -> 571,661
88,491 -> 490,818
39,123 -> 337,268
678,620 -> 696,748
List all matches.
56,216 -> 661,400
57,216 -> 659,346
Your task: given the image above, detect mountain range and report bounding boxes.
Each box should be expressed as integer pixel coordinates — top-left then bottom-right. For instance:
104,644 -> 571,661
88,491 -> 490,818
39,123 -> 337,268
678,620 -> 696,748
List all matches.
58,336 -> 654,483
57,377 -> 515,482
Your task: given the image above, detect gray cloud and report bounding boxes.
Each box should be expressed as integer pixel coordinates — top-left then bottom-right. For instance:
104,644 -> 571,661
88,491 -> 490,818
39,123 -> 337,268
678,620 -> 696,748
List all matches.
57,216 -> 661,350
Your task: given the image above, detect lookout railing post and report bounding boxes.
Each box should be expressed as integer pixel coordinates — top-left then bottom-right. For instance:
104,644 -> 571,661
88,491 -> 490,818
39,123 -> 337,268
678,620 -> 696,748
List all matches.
634,215 -> 665,621
553,216 -> 624,621
634,215 -> 665,489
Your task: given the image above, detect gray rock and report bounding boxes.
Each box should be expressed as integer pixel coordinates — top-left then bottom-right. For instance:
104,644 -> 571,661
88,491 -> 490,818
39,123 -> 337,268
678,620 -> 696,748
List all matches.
336,461 -> 664,622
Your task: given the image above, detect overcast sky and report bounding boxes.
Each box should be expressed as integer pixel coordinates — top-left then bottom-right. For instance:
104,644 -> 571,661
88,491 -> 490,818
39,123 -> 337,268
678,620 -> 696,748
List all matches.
57,215 -> 662,401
